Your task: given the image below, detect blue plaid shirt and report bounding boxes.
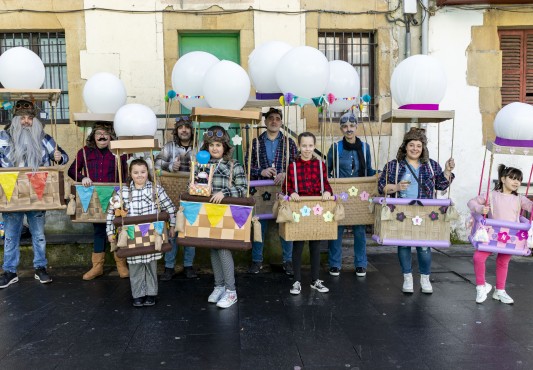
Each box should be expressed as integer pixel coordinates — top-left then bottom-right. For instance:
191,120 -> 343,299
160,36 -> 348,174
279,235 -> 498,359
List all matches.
0,130 -> 68,167
247,131 -> 298,180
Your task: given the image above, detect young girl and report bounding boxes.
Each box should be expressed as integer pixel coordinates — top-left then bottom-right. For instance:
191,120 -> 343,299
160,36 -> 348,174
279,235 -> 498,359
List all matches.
107,158 -> 176,307
468,164 -> 532,304
283,132 -> 333,295
201,126 -> 247,309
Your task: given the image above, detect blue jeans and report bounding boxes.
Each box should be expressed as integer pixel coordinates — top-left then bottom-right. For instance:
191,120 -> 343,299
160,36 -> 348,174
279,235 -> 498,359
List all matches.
397,246 -> 431,275
164,236 -> 195,268
93,223 -> 107,253
328,225 -> 367,269
251,219 -> 292,263
2,211 -> 47,273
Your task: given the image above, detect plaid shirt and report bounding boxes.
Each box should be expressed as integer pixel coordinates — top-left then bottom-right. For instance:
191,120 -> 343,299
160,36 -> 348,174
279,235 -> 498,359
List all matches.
377,159 -> 454,199
283,157 -> 333,196
209,159 -> 248,198
0,130 -> 68,167
247,131 -> 298,180
68,146 -> 128,182
154,141 -> 192,172
106,180 -> 176,264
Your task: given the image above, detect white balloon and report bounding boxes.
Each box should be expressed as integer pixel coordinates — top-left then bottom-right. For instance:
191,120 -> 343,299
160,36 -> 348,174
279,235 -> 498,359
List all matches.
249,41 -> 292,94
114,104 -> 157,137
391,55 -> 447,108
494,102 -> 533,141
324,60 -> 360,113
203,60 -> 251,110
83,72 -> 127,114
0,47 -> 45,89
171,51 -> 219,110
275,46 -> 330,99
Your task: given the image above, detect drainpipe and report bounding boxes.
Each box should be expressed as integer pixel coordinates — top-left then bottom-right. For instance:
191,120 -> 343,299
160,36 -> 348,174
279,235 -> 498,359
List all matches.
405,14 -> 411,58
421,0 -> 429,55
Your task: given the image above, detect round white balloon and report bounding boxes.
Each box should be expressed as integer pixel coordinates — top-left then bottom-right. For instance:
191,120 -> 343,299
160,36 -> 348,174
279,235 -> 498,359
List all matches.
275,46 -> 330,99
114,104 -> 157,137
171,51 -> 219,110
324,60 -> 360,113
0,47 -> 45,89
203,60 -> 250,110
83,72 -> 127,114
494,102 -> 533,140
249,41 -> 293,94
391,55 -> 447,107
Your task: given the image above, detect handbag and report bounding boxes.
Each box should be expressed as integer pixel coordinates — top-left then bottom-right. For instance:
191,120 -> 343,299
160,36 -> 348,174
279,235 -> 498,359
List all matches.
189,163 -> 215,197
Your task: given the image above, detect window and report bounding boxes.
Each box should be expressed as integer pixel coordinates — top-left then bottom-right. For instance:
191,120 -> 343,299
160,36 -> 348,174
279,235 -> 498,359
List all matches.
318,31 -> 376,120
499,29 -> 533,106
0,32 -> 69,124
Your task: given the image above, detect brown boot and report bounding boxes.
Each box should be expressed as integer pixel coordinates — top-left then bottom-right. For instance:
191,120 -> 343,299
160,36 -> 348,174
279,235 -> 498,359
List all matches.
114,252 -> 129,278
83,252 -> 105,280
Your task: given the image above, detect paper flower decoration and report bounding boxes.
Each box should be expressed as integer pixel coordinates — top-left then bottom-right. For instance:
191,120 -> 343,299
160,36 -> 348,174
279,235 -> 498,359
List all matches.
396,212 -> 406,222
231,135 -> 243,146
359,191 -> 370,201
516,230 -> 528,241
300,205 -> 311,217
249,187 -> 257,195
439,206 -> 448,214
292,212 -> 301,223
412,216 -> 423,226
497,231 -> 510,243
388,204 -> 396,212
323,211 -> 334,222
429,211 -> 439,221
261,191 -> 271,201
312,204 -> 323,215
348,186 -> 359,197
339,192 -> 349,202
327,93 -> 336,104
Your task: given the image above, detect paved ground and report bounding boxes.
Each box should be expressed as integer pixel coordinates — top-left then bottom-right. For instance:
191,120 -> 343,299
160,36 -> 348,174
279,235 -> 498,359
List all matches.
1,246 -> 533,369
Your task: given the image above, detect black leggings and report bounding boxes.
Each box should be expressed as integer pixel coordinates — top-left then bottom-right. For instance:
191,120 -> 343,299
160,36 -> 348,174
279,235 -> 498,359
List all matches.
292,240 -> 321,282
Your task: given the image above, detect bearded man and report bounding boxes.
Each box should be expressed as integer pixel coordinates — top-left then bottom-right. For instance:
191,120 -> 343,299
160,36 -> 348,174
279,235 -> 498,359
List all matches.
0,100 -> 68,288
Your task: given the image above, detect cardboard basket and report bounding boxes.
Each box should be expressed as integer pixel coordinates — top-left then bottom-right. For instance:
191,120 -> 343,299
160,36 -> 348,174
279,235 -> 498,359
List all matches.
249,180 -> 282,217
70,182 -> 119,223
158,171 -> 189,208
329,176 -> 377,226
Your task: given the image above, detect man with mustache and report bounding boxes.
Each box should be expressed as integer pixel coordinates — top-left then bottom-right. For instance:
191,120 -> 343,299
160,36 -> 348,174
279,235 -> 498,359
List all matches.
68,122 -> 129,280
0,100 -> 68,288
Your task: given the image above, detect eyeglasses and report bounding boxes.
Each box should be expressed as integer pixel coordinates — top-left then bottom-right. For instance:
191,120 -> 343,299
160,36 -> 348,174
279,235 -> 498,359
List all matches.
204,130 -> 224,138
340,115 -> 357,124
94,131 -> 110,137
15,101 -> 34,109
176,116 -> 190,123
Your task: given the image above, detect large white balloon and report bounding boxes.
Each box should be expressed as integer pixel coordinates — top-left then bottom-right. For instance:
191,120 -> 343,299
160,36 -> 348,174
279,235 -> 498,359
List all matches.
114,104 -> 157,137
391,55 -> 447,108
0,47 -> 45,89
171,51 -> 219,110
324,60 -> 360,113
203,60 -> 251,110
249,41 -> 292,94
83,72 -> 127,114
275,46 -> 329,99
494,102 -> 533,141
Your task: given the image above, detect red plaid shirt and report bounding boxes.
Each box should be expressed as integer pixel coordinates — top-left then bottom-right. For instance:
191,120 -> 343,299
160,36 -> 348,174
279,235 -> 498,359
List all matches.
68,146 -> 128,183
283,157 -> 332,196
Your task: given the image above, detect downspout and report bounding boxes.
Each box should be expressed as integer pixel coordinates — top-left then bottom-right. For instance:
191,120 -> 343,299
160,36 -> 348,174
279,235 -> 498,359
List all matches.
421,0 -> 429,55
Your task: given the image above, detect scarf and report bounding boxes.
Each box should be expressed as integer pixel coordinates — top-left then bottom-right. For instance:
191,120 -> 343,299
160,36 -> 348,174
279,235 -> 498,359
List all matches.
342,137 -> 366,177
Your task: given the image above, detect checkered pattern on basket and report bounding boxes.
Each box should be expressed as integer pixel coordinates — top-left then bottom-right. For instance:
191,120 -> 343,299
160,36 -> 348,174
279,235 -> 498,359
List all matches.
124,222 -> 168,249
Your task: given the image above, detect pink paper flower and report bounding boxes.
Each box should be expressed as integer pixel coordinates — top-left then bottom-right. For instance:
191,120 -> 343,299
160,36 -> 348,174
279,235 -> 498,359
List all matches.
359,191 -> 370,201
497,231 -> 510,243
313,204 -> 323,216
516,230 -> 528,241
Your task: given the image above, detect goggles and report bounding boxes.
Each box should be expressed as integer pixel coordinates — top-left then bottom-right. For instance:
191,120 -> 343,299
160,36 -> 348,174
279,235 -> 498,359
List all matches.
340,115 -> 357,124
204,130 -> 224,138
176,115 -> 190,123
15,101 -> 34,109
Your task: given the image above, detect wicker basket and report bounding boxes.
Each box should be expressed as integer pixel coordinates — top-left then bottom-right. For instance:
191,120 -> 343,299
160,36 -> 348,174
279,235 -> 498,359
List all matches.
249,180 -> 281,217
372,197 -> 452,248
70,182 -> 119,223
158,171 -> 189,207
329,176 -> 377,226
278,196 -> 338,241
0,166 -> 66,212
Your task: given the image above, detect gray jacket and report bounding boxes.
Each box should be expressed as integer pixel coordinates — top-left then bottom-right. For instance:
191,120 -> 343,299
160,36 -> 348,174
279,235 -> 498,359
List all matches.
154,141 -> 192,172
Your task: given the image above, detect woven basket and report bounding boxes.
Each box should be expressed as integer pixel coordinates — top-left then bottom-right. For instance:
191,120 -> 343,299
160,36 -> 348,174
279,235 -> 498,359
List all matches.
372,197 -> 452,248
278,196 -> 338,241
329,176 -> 377,226
70,183 -> 119,223
158,171 -> 189,207
0,166 -> 66,212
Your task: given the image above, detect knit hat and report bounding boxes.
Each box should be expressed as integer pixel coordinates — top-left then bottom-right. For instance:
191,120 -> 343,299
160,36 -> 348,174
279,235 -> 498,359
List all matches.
175,115 -> 192,128
396,127 -> 429,163
339,111 -> 358,126
13,100 -> 39,117
263,107 -> 282,120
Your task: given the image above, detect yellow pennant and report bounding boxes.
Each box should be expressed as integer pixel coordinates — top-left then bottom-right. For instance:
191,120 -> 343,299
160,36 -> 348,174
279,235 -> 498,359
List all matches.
204,203 -> 228,227
0,172 -> 19,202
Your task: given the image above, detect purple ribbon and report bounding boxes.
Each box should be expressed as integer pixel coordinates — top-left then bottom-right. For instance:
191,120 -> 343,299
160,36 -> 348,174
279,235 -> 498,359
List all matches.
399,104 -> 439,110
494,137 -> 533,148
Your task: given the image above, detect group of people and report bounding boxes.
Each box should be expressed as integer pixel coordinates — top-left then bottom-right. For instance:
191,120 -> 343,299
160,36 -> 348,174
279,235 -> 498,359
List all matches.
0,100 -> 531,309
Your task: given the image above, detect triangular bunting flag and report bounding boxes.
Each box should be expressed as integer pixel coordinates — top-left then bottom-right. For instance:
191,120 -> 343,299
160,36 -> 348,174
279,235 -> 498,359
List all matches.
127,225 -> 135,239
95,186 -> 115,212
153,221 -> 164,235
182,201 -> 203,225
114,186 -> 120,192
0,172 -> 19,202
229,205 -> 252,228
75,185 -> 95,213
204,203 -> 228,227
26,172 -> 48,200
138,223 -> 151,237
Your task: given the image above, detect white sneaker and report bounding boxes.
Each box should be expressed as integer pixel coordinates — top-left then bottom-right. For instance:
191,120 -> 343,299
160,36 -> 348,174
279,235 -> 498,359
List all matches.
475,282 -> 492,304
207,286 -> 225,303
420,274 -> 433,294
290,281 -> 301,295
402,273 -> 414,293
216,290 -> 238,308
492,289 -> 514,304
310,279 -> 329,293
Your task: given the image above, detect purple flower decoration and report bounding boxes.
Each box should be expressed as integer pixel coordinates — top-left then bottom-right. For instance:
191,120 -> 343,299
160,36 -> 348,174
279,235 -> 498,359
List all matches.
497,231 -> 510,243
429,211 -> 439,221
396,212 -> 406,222
339,192 -> 349,202
439,206 -> 448,214
517,230 -> 528,241
388,204 -> 396,212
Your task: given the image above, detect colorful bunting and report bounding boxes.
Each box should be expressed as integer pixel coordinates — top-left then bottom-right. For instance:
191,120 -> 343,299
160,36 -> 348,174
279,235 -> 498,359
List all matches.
138,223 -> 151,237
182,202 -> 203,225
153,221 -> 164,235
0,172 -> 19,202
95,186 -> 115,212
229,205 -> 252,228
205,203 -> 228,227
127,225 -> 135,239
75,185 -> 95,213
27,172 -> 48,200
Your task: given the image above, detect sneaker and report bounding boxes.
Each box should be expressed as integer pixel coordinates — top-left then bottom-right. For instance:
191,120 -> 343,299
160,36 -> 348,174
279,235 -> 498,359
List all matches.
420,274 -> 433,294
290,281 -> 301,295
208,286 -> 226,303
160,267 -> 174,281
216,290 -> 238,308
402,273 -> 414,293
282,261 -> 294,276
329,267 -> 340,276
492,289 -> 514,304
247,262 -> 262,274
144,296 -> 156,306
476,282 -> 493,304
310,279 -> 329,293
132,297 -> 145,307
355,267 -> 367,277
0,272 -> 19,289
34,267 -> 52,284
184,266 -> 197,279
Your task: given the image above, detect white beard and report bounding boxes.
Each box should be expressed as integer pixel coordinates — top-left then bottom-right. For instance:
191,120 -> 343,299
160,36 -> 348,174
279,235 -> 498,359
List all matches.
8,117 -> 44,170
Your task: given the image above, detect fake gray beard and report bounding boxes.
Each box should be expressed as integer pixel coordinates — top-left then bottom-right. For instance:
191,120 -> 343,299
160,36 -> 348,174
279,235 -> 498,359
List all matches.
8,116 -> 44,170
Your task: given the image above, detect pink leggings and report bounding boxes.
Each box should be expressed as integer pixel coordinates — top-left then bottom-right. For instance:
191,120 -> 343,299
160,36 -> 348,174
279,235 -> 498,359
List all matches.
473,250 -> 512,290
